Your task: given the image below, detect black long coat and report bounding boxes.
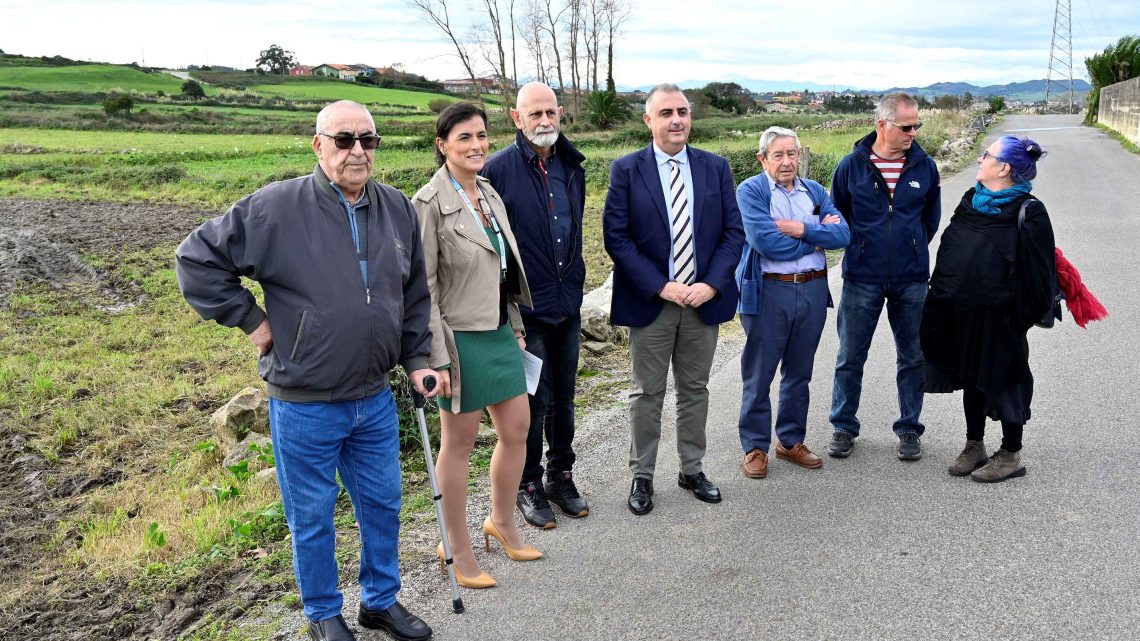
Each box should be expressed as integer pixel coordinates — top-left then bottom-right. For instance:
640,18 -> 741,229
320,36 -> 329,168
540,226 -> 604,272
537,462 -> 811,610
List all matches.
920,189 -> 1057,423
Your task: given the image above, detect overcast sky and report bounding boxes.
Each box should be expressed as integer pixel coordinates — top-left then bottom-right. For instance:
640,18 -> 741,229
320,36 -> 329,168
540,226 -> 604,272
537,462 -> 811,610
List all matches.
2,0 -> 1138,89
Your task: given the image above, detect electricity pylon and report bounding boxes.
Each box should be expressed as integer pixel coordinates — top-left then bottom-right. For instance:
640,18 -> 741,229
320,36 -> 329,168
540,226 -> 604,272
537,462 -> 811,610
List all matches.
1045,0 -> 1075,114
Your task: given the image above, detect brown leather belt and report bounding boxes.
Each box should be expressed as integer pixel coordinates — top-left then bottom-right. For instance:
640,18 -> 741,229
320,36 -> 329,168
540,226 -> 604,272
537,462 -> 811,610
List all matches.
763,269 -> 828,284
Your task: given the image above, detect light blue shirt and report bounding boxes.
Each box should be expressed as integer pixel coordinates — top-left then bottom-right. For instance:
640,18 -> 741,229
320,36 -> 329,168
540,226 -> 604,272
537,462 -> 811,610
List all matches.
761,173 -> 826,274
653,143 -> 696,280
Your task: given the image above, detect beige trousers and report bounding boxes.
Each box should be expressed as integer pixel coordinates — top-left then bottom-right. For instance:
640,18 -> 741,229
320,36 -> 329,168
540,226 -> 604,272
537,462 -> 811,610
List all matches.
627,301 -> 719,479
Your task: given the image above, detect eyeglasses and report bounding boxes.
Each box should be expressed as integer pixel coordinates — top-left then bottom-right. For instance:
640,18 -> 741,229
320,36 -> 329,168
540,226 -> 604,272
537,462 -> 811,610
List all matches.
981,150 -> 1005,163
887,120 -> 923,133
319,132 -> 381,150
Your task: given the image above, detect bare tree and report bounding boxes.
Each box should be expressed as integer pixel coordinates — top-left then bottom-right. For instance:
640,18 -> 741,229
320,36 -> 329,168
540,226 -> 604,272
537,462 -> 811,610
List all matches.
540,0 -> 570,93
521,0 -> 549,85
565,0 -> 584,116
476,0 -> 515,107
584,0 -> 604,92
509,0 -> 519,89
602,0 -> 630,92
411,0 -> 480,98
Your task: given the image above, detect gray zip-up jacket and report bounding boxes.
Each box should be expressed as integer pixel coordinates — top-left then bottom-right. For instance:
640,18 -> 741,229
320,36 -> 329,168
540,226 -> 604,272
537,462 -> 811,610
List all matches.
176,165 -> 432,402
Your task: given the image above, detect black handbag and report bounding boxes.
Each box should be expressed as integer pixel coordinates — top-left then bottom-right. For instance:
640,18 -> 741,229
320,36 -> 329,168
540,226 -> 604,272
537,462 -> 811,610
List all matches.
1017,199 -> 1063,328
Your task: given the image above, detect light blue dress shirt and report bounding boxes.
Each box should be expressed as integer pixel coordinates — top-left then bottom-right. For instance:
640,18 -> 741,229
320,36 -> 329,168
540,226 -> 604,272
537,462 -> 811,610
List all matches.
653,143 -> 696,280
761,173 -> 826,274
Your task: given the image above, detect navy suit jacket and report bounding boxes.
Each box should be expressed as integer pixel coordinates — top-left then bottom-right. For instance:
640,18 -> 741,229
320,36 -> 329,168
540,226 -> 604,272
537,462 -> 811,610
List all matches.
603,144 -> 745,328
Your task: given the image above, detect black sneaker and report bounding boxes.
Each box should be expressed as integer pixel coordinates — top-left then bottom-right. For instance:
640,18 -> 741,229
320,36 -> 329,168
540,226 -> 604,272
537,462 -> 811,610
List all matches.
898,433 -> 922,461
545,470 -> 589,518
829,431 -> 855,458
516,481 -> 557,529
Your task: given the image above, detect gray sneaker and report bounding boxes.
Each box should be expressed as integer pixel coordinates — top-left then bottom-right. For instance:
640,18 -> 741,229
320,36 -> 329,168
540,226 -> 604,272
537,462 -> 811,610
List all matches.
971,449 -> 1027,483
897,433 -> 922,461
829,431 -> 856,458
948,440 -> 988,476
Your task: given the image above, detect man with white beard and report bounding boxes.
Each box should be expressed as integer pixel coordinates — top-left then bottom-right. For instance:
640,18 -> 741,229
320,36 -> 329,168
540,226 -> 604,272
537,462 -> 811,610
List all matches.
482,82 -> 589,530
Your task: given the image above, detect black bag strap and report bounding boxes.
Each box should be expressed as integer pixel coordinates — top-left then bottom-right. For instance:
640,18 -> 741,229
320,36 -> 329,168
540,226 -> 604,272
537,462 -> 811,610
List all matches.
1016,197 -> 1038,230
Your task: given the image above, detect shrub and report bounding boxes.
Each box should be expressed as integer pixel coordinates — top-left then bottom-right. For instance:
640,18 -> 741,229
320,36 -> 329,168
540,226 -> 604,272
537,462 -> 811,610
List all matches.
102,94 -> 134,116
181,79 -> 206,100
428,98 -> 454,114
584,90 -> 632,130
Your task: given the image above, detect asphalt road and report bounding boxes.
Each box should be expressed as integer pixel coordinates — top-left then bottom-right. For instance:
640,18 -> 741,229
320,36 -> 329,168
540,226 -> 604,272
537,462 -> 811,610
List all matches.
388,115 -> 1140,641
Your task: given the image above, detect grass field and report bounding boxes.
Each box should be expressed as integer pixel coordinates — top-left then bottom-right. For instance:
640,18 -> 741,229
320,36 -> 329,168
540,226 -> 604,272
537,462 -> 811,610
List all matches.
248,81 -> 461,106
0,63 -> 186,93
0,63 -> 495,112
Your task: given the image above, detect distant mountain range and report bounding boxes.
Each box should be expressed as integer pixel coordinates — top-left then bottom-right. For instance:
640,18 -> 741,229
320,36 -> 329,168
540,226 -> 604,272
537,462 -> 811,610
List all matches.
624,78 -> 1091,100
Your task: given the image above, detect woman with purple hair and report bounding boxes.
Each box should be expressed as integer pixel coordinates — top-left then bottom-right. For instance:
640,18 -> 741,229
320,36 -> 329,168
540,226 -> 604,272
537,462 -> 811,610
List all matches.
920,135 -> 1057,483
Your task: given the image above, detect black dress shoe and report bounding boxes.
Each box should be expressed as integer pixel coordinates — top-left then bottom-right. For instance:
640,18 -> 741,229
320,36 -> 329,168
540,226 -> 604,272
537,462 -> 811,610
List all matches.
358,601 -> 432,641
627,477 -> 654,515
310,615 -> 357,641
678,472 -> 721,503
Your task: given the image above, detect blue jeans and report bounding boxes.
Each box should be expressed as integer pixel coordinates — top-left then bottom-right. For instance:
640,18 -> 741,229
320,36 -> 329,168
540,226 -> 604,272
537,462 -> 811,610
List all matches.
830,280 -> 927,436
269,387 -> 402,623
521,314 -> 581,485
738,278 -> 829,452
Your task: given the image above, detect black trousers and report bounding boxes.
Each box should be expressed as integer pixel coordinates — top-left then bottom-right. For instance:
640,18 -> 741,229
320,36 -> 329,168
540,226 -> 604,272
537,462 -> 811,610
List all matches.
963,387 -> 1024,452
520,314 -> 581,485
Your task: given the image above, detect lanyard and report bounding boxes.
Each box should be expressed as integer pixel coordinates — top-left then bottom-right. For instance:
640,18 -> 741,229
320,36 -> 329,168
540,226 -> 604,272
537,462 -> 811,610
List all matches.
448,173 -> 508,276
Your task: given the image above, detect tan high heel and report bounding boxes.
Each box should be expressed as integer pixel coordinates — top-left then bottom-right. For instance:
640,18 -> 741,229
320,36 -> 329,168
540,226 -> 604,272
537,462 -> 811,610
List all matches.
482,517 -> 544,561
437,542 -> 496,589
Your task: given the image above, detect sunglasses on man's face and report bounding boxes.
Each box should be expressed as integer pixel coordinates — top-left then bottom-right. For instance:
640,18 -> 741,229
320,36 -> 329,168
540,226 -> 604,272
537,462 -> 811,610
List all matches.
320,132 -> 381,150
887,120 -> 923,133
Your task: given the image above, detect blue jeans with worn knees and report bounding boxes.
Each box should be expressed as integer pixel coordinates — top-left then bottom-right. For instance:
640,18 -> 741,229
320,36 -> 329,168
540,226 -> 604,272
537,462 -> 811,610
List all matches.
521,314 -> 581,485
269,388 -> 402,623
739,278 -> 830,453
829,280 -> 927,437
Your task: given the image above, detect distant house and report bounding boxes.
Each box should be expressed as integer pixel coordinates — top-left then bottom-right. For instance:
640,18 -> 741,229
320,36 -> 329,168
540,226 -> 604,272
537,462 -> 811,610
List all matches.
765,102 -> 791,113
443,77 -> 500,94
313,63 -> 356,81
290,65 -> 314,76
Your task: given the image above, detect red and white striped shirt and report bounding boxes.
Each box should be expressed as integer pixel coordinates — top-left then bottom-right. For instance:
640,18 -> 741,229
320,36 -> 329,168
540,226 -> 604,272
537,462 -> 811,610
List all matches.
870,152 -> 905,198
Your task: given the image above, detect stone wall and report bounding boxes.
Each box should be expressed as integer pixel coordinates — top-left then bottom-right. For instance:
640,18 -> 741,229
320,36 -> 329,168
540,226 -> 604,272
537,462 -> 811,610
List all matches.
1099,77 -> 1140,146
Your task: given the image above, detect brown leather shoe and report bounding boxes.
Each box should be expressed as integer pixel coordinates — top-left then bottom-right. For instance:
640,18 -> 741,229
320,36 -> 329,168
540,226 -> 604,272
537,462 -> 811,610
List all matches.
742,449 -> 768,478
775,442 -> 823,469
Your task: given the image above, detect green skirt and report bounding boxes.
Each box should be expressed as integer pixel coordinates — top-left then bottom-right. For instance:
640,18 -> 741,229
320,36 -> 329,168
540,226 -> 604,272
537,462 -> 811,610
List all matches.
439,322 -> 526,414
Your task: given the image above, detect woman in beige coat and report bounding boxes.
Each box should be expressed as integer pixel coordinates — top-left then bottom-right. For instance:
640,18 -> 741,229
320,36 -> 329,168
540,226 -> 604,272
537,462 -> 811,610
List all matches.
412,103 -> 542,588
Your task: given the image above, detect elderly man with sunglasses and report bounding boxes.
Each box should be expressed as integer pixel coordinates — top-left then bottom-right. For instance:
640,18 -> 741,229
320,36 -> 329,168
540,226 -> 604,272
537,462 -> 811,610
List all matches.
827,92 -> 941,463
177,100 -> 437,641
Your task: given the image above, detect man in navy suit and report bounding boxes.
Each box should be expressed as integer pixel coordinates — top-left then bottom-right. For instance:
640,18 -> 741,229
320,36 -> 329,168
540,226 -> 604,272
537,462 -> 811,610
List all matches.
603,83 -> 745,516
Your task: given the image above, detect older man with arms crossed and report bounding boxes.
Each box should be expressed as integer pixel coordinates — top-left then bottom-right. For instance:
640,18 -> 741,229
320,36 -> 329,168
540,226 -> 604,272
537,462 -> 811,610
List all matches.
481,82 -> 590,529
604,83 -> 745,515
828,92 -> 941,461
736,127 -> 850,479
176,100 -> 436,641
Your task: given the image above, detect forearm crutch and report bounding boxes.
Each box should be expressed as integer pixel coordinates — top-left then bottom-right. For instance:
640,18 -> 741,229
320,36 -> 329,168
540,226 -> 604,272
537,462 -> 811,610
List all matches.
413,375 -> 464,614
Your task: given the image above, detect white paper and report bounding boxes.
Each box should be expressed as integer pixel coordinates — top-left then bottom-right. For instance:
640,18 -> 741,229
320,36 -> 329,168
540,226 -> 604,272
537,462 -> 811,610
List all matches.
520,348 -> 543,396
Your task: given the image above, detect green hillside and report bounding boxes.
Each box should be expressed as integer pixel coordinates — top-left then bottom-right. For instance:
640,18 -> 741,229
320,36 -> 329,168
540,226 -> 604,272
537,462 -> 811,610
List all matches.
249,81 -> 501,107
0,64 -> 185,93
0,63 -> 503,111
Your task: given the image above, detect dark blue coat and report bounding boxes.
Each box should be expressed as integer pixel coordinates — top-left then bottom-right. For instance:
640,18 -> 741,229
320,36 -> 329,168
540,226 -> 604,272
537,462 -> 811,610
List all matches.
830,131 -> 941,285
481,129 -> 586,323
603,144 -> 745,328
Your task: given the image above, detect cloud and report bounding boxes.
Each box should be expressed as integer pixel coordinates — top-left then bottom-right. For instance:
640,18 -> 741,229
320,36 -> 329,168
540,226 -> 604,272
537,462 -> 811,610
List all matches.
2,0 -> 1139,87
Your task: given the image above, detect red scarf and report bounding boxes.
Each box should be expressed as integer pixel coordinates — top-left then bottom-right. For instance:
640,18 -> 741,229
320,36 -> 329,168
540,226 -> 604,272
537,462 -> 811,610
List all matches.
1055,248 -> 1107,328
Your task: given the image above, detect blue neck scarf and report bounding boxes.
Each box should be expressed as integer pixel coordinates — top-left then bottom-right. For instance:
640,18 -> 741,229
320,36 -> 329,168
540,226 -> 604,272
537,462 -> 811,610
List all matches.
972,181 -> 1032,214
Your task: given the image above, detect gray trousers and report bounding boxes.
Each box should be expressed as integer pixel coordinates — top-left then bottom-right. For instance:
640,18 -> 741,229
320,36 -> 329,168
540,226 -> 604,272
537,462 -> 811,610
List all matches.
628,302 -> 720,479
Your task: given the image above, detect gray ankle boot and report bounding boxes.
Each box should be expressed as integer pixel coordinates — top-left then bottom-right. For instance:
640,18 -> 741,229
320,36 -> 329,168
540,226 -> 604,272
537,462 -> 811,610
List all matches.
948,440 -> 988,477
970,448 -> 1027,483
